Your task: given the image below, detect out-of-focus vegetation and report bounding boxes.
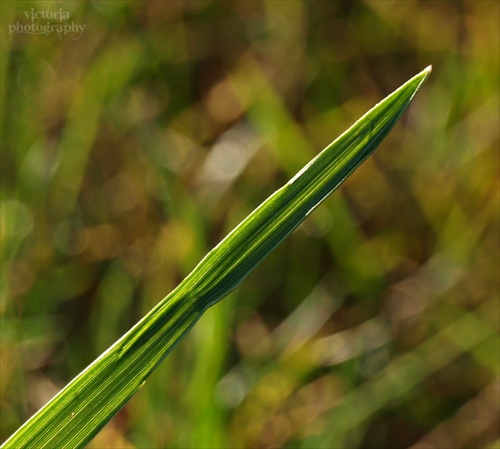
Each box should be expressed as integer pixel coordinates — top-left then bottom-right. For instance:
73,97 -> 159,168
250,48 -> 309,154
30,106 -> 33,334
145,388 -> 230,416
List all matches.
1,1 -> 498,448
1,62 -> 431,449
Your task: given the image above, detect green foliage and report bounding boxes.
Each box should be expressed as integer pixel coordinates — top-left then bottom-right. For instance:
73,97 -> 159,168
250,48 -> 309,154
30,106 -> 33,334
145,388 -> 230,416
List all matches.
2,2 -> 498,449
1,66 -> 430,449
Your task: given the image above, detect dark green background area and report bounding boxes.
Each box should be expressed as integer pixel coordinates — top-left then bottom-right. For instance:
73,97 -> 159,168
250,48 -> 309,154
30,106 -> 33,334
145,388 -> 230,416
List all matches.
1,1 -> 498,448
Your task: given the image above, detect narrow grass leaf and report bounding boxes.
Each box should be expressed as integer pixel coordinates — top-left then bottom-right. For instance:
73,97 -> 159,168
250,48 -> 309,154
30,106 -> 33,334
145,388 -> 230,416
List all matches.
2,66 -> 431,449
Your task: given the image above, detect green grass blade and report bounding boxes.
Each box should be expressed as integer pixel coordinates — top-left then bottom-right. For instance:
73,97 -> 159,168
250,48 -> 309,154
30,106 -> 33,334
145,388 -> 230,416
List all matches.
1,66 -> 431,449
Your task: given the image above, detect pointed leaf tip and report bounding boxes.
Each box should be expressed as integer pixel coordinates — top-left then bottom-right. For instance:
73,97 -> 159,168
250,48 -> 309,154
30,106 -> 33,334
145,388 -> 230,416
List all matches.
417,65 -> 432,82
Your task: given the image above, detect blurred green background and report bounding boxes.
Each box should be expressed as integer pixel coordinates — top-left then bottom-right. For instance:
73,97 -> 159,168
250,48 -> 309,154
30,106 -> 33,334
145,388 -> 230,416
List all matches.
1,1 -> 498,448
